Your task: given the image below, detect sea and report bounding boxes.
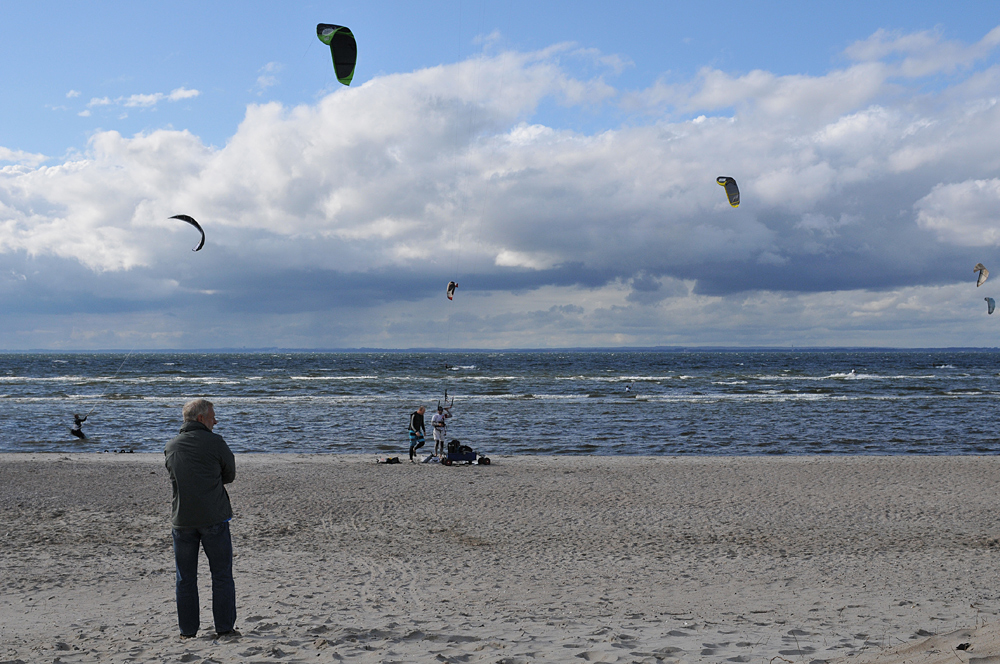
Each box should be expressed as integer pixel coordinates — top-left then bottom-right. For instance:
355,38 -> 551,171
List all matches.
2,350 -> 999,456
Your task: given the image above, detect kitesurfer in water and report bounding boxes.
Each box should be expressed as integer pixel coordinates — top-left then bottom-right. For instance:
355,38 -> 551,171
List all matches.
71,413 -> 87,440
431,405 -> 452,457
408,406 -> 426,461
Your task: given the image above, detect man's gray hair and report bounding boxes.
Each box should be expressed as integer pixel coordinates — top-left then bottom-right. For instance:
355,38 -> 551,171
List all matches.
183,398 -> 214,422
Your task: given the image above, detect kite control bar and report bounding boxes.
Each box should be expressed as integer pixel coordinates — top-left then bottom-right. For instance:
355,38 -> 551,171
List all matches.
437,389 -> 455,410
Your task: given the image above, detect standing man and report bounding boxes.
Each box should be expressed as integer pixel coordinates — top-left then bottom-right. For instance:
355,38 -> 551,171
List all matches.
408,405 -> 426,461
431,405 -> 452,457
164,398 -> 237,638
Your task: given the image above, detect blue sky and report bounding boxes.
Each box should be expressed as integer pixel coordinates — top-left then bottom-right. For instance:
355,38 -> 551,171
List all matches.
4,1 -> 998,156
3,1 -> 1000,349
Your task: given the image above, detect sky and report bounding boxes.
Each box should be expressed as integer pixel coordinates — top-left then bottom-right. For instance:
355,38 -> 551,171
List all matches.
3,1 -> 1000,349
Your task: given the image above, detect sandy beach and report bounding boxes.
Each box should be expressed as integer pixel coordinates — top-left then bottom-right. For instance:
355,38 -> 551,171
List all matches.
3,454 -> 1000,664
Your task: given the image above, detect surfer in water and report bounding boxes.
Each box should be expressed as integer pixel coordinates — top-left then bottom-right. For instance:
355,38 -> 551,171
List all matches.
70,413 -> 87,440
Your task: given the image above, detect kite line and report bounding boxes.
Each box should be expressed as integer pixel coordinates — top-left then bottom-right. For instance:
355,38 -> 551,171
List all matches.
84,343 -> 140,418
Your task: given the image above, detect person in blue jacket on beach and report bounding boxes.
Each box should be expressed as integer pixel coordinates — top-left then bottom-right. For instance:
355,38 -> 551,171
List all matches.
164,398 -> 237,639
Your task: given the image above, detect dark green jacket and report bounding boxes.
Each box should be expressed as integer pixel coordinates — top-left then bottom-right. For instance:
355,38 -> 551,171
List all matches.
164,421 -> 236,528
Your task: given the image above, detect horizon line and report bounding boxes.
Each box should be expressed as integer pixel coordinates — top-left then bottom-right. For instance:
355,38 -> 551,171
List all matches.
1,345 -> 999,354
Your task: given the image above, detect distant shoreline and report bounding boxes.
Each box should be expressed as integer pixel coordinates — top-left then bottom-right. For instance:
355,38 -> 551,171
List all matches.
2,346 -> 999,353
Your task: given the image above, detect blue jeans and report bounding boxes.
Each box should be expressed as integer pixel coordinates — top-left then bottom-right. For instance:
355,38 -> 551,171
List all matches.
172,521 -> 236,635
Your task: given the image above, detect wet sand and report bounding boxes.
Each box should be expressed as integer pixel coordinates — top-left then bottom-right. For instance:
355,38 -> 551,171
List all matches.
2,453 -> 1000,663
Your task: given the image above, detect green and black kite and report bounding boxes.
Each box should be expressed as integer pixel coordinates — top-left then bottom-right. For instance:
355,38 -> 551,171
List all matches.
317,24 -> 357,86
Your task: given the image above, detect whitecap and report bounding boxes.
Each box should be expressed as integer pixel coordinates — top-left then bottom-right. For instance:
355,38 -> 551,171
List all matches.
289,375 -> 378,380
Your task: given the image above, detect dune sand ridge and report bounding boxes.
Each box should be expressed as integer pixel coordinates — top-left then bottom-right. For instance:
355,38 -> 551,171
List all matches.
2,453 -> 1000,663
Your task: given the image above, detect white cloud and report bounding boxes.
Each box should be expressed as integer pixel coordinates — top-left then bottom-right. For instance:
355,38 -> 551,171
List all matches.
66,90 -> 80,98
845,26 -> 1000,77
254,63 -> 282,95
4,29 -> 1000,347
0,44 -> 945,276
122,93 -> 163,108
624,62 -> 888,128
915,179 -> 1000,246
0,147 -> 47,167
85,88 -> 201,111
168,87 -> 200,101
494,249 -> 559,270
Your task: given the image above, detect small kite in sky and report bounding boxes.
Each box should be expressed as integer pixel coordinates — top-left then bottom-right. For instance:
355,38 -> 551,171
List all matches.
716,176 -> 740,207
317,24 -> 357,86
447,281 -> 458,301
975,263 -> 989,287
169,215 -> 205,252
988,297 -> 996,315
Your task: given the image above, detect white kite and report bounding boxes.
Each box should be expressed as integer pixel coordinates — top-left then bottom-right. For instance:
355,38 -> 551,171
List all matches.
975,263 -> 989,287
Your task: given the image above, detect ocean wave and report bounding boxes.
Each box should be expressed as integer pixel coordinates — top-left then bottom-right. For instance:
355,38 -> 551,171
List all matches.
755,372 -> 938,381
639,393 -> 831,403
6,350 -> 1000,455
473,393 -> 581,401
0,375 -> 95,382
289,375 -> 379,381
463,376 -> 521,381
554,375 -> 674,382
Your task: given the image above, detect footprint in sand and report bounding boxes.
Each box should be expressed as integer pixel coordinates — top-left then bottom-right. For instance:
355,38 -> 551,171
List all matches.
575,651 -> 620,662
